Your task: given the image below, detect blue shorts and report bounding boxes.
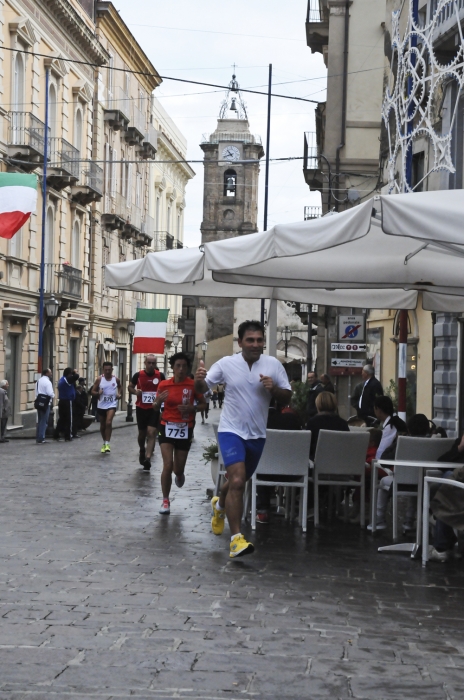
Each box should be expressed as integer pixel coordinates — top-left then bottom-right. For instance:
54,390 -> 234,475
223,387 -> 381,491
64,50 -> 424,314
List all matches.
217,432 -> 266,479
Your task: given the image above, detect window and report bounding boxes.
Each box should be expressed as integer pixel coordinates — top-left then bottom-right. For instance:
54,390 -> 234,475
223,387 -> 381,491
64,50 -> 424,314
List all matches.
135,171 -> 142,208
155,196 -> 160,230
411,152 -> 425,191
9,226 -> 22,258
124,70 -> 130,96
167,205 -> 171,233
139,88 -> 144,111
183,335 -> 195,354
224,169 -> 236,197
13,52 -> 25,110
49,83 -> 57,138
74,107 -> 83,152
182,298 -> 196,320
71,219 -> 80,269
107,53 -> 114,102
68,337 -> 80,369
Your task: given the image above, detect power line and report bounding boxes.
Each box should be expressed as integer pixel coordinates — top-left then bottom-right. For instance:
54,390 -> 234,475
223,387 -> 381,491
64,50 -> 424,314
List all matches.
127,22 -> 305,43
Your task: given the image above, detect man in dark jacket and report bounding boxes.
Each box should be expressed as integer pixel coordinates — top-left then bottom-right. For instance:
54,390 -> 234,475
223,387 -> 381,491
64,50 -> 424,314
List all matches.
306,371 -> 325,422
53,367 -> 79,441
357,365 -> 383,423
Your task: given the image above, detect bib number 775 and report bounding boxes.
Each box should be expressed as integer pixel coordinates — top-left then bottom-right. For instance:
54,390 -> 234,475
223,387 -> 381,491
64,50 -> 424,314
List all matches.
166,422 -> 187,439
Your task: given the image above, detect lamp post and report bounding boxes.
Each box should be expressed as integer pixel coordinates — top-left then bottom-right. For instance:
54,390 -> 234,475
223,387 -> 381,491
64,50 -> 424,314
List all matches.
201,339 -> 208,360
172,330 -> 181,352
282,326 -> 290,358
126,319 -> 135,422
44,295 -> 59,434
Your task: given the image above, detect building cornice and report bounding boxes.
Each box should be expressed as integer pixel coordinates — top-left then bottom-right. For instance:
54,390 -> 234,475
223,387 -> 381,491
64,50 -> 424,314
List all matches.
37,0 -> 108,65
96,2 -> 161,93
158,132 -> 195,180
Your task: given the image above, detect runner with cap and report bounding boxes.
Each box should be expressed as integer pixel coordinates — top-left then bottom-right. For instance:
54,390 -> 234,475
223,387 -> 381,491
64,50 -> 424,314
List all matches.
195,320 -> 292,558
91,361 -> 121,454
128,354 -> 164,471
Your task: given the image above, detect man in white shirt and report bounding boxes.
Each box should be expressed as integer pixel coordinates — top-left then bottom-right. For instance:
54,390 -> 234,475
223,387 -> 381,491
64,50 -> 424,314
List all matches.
35,368 -> 55,444
195,320 -> 292,558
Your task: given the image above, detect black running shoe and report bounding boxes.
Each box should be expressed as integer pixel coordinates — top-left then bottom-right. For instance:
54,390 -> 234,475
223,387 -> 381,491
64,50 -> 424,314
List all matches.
175,473 -> 185,488
139,449 -> 146,466
143,458 -> 151,471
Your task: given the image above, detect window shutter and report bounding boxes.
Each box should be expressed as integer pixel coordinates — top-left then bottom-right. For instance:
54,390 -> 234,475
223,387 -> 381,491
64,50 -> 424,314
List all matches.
127,163 -> 133,207
111,147 -> 117,197
104,142 -> 110,195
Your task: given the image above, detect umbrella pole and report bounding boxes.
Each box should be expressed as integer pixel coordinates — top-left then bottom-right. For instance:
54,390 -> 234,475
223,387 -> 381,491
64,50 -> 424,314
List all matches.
398,309 -> 408,422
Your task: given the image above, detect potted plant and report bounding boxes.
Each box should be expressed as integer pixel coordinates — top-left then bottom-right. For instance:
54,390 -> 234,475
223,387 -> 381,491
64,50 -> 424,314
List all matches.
202,440 -> 219,484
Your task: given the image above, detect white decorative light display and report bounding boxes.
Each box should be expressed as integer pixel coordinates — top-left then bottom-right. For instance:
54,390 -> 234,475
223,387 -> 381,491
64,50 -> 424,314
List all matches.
382,0 -> 463,192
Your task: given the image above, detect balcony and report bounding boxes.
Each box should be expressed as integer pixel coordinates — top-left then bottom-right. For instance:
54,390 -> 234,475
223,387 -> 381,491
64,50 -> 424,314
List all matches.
71,160 -> 103,205
135,214 -> 154,247
125,103 -> 146,145
138,124 -> 158,159
152,231 -> 175,251
303,131 -> 323,192
431,0 -> 464,62
47,137 -> 80,191
7,111 -> 49,169
304,205 -> 322,220
305,0 -> 329,55
44,263 -> 82,309
103,86 -> 130,131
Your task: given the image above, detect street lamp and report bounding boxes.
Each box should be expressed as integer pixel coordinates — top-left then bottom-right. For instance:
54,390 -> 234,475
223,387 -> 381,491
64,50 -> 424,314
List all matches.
172,330 -> 181,352
126,319 -> 135,423
44,295 -> 59,434
282,326 -> 290,358
201,339 -> 208,359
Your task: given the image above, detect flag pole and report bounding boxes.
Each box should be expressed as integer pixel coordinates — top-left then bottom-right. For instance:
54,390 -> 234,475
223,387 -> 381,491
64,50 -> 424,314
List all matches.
37,67 -> 50,373
261,64 -> 272,329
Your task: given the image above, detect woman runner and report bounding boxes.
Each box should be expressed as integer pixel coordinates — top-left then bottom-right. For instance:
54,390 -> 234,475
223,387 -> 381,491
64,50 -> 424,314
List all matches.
153,352 -> 207,514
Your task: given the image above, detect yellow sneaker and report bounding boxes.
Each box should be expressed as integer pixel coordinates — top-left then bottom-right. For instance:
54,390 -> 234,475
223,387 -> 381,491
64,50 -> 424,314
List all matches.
229,534 -> 255,558
211,497 -> 225,536
105,443 -> 111,453
101,444 -> 106,454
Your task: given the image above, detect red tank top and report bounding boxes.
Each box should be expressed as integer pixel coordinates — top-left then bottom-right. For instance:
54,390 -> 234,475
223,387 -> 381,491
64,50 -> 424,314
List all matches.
135,370 -> 161,409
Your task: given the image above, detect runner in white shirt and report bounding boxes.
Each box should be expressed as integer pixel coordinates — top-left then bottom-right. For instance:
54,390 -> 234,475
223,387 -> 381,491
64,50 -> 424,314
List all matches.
91,361 -> 121,454
195,320 -> 292,558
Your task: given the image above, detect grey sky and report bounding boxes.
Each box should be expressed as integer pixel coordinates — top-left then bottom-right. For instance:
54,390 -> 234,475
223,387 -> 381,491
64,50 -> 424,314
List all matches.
115,0 -> 326,247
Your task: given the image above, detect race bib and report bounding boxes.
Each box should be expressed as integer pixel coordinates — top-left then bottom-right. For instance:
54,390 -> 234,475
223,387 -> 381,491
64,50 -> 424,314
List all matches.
142,391 -> 156,404
165,422 -> 187,439
103,395 -> 115,403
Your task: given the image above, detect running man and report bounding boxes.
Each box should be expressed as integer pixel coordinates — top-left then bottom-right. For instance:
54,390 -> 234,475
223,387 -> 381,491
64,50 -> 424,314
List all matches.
91,361 -> 121,453
154,352 -> 207,514
128,355 -> 164,471
195,320 -> 292,558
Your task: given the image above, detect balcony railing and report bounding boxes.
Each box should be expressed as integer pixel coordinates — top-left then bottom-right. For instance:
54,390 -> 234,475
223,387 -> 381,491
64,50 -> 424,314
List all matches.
141,214 -> 154,236
106,86 -> 131,122
153,231 -> 175,251
202,132 -> 262,145
82,160 -> 103,195
44,263 -> 82,299
132,103 -> 146,135
306,0 -> 324,22
304,205 -> 322,220
432,0 -> 464,31
304,131 -> 319,170
8,111 -> 49,155
167,313 -> 181,334
49,137 -> 80,179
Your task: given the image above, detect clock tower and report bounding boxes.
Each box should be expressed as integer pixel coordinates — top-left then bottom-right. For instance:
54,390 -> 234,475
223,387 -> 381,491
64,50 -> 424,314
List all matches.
197,75 -> 264,346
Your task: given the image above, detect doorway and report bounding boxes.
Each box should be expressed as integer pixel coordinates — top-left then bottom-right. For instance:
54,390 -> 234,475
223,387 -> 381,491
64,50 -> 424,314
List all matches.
118,347 -> 127,409
4,334 -> 21,423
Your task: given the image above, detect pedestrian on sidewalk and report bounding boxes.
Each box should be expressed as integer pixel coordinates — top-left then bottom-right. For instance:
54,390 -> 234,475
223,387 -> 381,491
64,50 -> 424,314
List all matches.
92,362 -> 121,454
195,320 -> 292,558
35,369 -> 54,444
53,367 -> 79,442
0,380 -> 11,443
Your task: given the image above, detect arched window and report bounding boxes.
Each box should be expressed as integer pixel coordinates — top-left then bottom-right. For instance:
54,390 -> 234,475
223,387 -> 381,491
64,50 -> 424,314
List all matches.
71,219 -> 80,269
13,52 -> 25,110
74,107 -> 83,152
224,169 -> 236,197
49,83 -> 57,137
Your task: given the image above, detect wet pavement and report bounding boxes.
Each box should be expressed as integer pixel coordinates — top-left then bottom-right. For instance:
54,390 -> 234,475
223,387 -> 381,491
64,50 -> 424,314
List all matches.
1,409 -> 464,699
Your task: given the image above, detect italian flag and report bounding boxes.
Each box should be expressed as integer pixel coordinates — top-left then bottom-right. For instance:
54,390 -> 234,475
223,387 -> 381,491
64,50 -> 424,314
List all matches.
133,308 -> 170,354
0,173 -> 38,239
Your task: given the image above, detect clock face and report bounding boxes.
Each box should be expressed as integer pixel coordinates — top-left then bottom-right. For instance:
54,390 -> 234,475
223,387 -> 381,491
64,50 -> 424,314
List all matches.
222,145 -> 240,161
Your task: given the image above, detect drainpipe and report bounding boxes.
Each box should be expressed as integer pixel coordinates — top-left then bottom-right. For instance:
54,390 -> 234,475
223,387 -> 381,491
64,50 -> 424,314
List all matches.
334,0 -> 350,212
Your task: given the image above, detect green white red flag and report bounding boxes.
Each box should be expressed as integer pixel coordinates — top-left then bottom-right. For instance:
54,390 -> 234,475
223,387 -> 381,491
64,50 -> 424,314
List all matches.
0,173 -> 37,239
133,308 -> 169,354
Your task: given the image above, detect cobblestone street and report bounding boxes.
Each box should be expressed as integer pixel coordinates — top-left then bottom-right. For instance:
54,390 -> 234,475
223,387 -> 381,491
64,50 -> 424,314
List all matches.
1,412 -> 464,699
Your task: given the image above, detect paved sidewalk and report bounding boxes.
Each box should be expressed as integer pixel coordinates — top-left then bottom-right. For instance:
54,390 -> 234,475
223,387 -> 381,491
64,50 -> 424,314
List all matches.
7,410 -> 133,440
1,409 -> 464,699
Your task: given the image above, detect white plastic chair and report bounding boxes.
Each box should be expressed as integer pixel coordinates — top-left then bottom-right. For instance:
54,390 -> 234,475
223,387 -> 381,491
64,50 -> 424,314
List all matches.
310,430 -> 370,528
371,437 -> 455,539
422,475 -> 464,567
250,429 -> 311,533
349,426 -> 370,432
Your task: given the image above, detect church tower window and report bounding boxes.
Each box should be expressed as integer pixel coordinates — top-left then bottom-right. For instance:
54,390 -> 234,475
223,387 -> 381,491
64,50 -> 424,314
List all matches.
224,169 -> 237,197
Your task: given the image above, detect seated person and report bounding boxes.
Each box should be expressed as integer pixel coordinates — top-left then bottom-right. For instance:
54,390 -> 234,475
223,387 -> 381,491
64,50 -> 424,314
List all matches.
348,415 -> 367,428
368,411 -> 428,532
307,391 -> 349,460
256,400 -> 302,524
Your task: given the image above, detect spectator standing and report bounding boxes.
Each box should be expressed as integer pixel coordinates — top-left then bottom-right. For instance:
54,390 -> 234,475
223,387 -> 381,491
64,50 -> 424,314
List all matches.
73,379 -> 89,435
0,380 -> 11,443
320,373 -> 335,394
53,367 -> 79,442
212,390 -> 218,409
357,365 -> 383,424
306,371 -> 325,422
35,369 -> 54,444
217,383 -> 225,408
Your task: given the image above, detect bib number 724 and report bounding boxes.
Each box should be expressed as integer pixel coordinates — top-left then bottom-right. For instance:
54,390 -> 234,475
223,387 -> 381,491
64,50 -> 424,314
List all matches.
166,422 -> 187,439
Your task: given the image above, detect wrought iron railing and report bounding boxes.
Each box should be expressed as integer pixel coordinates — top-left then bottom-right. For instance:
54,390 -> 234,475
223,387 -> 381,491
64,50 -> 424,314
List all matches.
303,131 -> 319,170
132,103 -> 146,135
8,111 -> 49,155
153,231 -> 175,251
82,160 -> 103,195
167,314 -> 181,333
144,124 -> 158,150
306,0 -> 324,22
49,137 -> 80,178
304,205 -> 322,220
44,263 -> 82,298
